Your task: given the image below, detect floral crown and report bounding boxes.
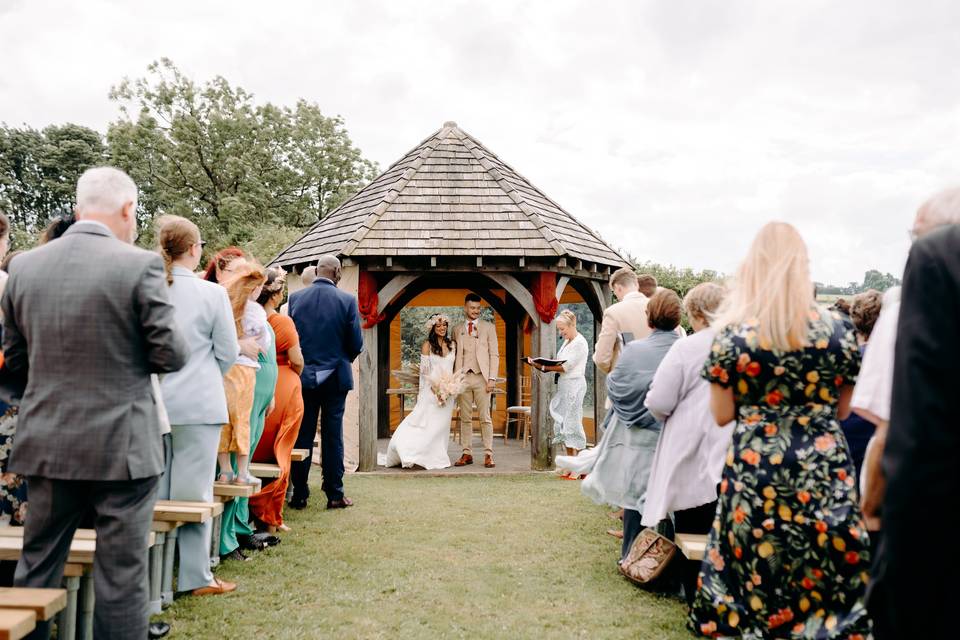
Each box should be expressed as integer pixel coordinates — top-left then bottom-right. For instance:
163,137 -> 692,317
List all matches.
425,313 -> 451,331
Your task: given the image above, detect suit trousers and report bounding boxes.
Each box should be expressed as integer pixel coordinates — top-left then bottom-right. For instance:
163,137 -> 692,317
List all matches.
15,475 -> 159,640
158,424 -> 219,592
458,372 -> 493,455
291,377 -> 347,503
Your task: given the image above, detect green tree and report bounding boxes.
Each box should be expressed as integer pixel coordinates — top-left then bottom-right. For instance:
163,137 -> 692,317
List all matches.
0,123 -> 107,246
107,58 -> 377,253
861,269 -> 900,292
633,260 -> 723,300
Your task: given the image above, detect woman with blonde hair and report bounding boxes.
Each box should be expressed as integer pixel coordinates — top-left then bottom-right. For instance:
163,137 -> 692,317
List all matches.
526,309 -> 589,477
155,215 -> 240,595
690,222 -> 871,638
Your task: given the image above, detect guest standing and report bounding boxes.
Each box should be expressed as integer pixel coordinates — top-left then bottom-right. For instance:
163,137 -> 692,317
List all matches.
526,309 -> 588,477
251,270 -> 304,533
203,246 -> 245,282
593,267 -> 652,375
879,223 -> 960,639
0,211 -> 25,529
3,167 -> 188,639
579,289 -> 682,559
155,215 -> 239,595
839,289 -> 882,478
642,282 -> 731,604
690,222 -> 871,638
288,255 -> 363,510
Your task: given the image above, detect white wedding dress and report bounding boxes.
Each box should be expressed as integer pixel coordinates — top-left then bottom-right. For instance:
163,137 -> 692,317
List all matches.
379,351 -> 456,469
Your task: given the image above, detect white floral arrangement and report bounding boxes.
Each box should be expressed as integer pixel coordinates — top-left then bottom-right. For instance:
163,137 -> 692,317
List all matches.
427,368 -> 466,407
424,313 -> 451,331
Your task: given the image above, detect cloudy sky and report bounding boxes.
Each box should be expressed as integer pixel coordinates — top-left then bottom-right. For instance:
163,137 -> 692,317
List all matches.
2,0 -> 958,283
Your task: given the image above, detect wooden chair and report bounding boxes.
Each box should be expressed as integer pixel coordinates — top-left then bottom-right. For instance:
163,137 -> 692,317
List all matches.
505,376 -> 532,447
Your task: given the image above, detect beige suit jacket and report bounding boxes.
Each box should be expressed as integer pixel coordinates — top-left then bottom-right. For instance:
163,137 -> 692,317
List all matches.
592,292 -> 652,374
453,319 -> 499,381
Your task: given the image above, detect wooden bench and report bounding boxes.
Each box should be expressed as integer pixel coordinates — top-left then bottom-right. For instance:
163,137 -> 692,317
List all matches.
675,533 -> 707,561
211,483 -> 255,566
0,587 -> 67,639
0,609 -> 35,640
290,449 -> 309,462
0,529 -> 156,640
151,501 -> 222,607
249,463 -> 280,479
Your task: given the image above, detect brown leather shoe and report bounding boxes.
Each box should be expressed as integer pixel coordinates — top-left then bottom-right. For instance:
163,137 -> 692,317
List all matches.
192,577 -> 237,596
606,529 -> 624,540
484,454 -> 496,468
454,454 -> 474,467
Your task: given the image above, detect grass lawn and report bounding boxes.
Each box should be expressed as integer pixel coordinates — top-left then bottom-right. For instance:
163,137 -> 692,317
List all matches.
164,474 -> 690,639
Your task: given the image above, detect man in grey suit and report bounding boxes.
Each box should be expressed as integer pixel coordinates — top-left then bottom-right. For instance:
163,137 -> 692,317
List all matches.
2,167 -> 189,640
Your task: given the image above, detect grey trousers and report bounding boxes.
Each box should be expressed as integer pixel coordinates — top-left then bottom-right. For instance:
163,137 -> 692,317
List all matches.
158,424 -> 219,592
15,475 -> 159,640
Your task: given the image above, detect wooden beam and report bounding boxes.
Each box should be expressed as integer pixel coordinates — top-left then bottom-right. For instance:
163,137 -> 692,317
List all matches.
476,256 -> 483,268
486,273 -> 538,321
530,319 -> 556,470
430,256 -> 437,267
376,274 -> 419,315
386,257 -> 393,268
358,325 -> 378,471
518,257 -> 525,268
555,276 -> 570,302
342,258 -> 357,267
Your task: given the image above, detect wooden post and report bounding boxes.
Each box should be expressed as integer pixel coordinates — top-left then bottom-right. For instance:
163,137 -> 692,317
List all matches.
358,325 -> 378,471
530,318 -> 556,470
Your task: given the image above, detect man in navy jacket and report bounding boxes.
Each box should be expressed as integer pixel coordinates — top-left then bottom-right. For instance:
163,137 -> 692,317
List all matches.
288,255 -> 363,510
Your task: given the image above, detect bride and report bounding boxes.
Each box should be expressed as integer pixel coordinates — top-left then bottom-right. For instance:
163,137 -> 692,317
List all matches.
380,314 -> 458,469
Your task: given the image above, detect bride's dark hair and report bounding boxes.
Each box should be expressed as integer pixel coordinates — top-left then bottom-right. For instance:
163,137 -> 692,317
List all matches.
427,316 -> 454,356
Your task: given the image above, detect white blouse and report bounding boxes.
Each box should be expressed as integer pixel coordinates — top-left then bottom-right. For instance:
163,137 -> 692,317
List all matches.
558,333 -> 589,379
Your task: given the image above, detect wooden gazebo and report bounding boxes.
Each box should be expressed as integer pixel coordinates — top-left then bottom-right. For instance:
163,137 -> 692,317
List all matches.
272,121 -> 630,471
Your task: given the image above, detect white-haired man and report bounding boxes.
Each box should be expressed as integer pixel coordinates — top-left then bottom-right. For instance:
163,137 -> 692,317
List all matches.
853,186 -> 960,638
3,167 -> 188,640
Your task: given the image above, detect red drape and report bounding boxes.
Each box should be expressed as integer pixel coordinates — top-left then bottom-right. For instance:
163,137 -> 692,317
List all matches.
357,270 -> 385,329
531,271 -> 558,324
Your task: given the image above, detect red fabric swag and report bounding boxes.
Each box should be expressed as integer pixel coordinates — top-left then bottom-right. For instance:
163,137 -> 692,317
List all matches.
357,270 -> 385,329
531,271 -> 558,324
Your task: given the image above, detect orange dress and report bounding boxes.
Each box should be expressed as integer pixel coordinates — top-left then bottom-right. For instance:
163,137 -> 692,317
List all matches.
250,314 -> 304,527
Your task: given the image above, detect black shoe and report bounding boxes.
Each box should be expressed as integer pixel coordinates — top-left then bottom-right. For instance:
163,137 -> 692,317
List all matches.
251,532 -> 281,547
148,621 -> 171,639
237,534 -> 265,552
221,549 -> 250,563
288,497 -> 308,510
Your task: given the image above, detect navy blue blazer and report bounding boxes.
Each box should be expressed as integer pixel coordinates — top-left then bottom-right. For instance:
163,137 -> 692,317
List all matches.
289,278 -> 364,392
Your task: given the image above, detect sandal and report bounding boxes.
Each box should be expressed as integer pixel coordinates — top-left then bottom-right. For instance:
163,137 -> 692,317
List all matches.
217,471 -> 234,484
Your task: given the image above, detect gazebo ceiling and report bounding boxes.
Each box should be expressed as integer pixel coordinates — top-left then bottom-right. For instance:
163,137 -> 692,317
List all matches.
271,121 -> 631,270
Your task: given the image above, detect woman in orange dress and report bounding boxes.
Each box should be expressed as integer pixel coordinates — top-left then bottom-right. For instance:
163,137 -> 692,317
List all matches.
250,272 -> 304,533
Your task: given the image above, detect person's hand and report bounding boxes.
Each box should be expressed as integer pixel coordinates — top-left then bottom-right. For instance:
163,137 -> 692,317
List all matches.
486,379 -> 496,393
239,337 -> 259,360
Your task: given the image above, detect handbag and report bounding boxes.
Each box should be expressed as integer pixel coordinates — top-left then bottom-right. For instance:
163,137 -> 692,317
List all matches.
618,527 -> 677,587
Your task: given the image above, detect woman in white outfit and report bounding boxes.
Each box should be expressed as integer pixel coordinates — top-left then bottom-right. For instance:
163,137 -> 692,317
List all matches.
381,314 -> 458,470
527,309 -> 589,479
641,282 -> 731,604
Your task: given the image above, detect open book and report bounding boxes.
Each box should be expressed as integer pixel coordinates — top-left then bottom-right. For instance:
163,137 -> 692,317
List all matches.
522,357 -> 567,367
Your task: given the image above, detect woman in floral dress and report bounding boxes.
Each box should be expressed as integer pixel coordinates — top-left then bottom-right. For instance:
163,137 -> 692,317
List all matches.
691,222 -> 872,639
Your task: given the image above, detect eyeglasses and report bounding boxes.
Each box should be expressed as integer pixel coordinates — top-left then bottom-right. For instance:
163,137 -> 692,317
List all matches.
196,240 -> 207,248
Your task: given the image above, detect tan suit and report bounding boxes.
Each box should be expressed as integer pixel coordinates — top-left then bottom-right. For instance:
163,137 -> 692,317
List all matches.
454,319 -> 499,454
592,291 -> 652,374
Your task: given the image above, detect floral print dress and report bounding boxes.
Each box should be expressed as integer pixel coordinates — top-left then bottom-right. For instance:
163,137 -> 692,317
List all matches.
690,309 -> 872,639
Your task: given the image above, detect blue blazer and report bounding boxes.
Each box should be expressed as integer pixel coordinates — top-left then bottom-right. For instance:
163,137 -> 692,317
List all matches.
289,278 -> 363,392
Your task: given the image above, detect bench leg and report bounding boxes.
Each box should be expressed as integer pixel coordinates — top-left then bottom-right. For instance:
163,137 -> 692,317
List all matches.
77,574 -> 94,640
161,527 -> 179,606
57,575 -> 80,640
210,513 -> 222,568
149,532 -> 164,615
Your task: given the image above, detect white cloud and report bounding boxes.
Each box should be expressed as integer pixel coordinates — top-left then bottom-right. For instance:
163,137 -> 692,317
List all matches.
2,0 -> 958,283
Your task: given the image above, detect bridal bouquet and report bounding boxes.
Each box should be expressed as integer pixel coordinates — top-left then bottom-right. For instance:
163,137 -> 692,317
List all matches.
427,369 -> 466,407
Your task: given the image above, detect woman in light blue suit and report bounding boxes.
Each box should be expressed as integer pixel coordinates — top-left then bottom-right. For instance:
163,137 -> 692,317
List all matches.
157,216 -> 241,596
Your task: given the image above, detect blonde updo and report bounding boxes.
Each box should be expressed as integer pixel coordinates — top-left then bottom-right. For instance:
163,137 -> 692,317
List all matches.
683,282 -> 726,327
157,215 -> 200,286
557,309 -> 577,328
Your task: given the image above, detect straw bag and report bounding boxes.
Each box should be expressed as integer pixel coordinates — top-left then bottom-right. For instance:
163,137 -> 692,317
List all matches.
619,527 -> 677,587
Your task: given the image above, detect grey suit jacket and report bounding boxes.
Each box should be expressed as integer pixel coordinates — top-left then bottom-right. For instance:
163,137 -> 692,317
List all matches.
1,222 -> 189,480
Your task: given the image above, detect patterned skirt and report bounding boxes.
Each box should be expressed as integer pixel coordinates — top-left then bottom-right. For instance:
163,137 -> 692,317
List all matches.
690,407 -> 872,639
549,376 -> 587,450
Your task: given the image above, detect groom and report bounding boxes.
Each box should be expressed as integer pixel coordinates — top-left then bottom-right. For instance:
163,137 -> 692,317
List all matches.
453,293 -> 500,468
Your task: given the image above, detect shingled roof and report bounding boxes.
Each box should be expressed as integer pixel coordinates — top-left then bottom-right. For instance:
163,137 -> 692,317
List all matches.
271,121 -> 630,269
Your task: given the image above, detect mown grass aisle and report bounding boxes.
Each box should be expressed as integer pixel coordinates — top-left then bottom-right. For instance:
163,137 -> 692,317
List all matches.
165,475 -> 689,639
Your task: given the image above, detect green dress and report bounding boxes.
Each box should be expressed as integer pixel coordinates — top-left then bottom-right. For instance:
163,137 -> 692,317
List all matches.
690,309 -> 871,639
219,323 -> 278,555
